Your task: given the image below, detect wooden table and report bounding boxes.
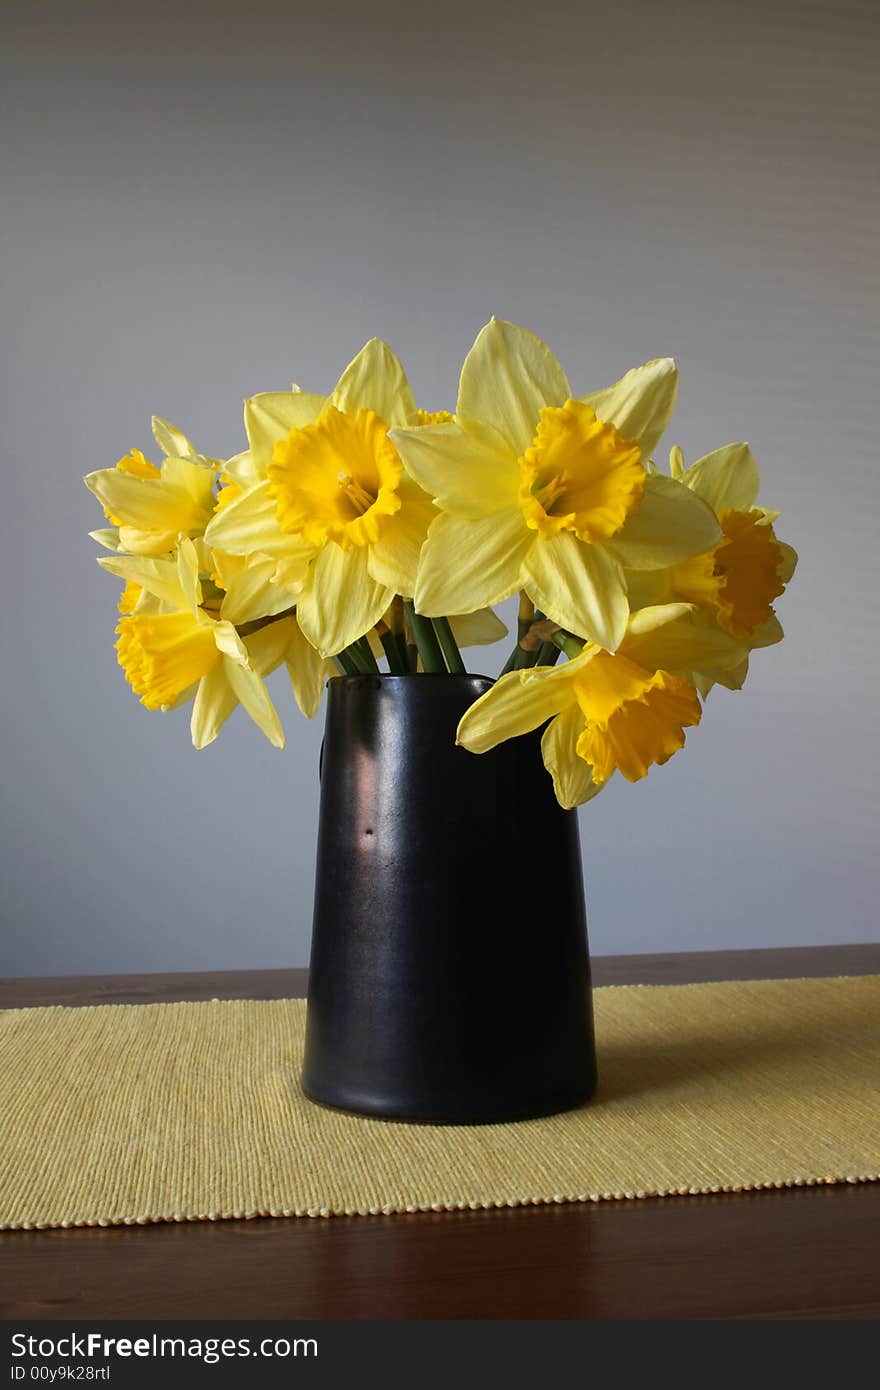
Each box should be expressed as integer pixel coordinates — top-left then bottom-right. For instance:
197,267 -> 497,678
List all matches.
2,945 -> 878,1321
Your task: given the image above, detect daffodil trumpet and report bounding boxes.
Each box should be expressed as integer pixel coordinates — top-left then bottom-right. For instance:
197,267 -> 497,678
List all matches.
85,323 -> 795,808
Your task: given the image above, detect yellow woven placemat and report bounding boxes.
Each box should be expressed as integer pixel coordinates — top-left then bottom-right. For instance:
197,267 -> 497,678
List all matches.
1,975 -> 878,1230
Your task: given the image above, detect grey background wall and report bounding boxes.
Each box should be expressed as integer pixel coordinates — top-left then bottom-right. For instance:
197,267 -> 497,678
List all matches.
3,0 -> 877,974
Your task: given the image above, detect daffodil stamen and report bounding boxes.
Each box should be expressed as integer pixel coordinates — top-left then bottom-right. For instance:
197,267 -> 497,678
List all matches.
413,409 -> 455,426
269,405 -> 403,551
336,472 -> 376,515
518,400 -> 646,544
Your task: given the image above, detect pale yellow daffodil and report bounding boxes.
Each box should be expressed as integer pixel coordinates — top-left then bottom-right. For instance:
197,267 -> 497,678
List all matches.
85,418 -> 220,557
389,318 -> 721,652
203,341 -> 441,656
456,604 -> 749,808
626,443 -> 798,694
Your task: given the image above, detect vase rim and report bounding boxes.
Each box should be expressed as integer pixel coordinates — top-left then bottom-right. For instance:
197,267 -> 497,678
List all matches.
327,671 -> 494,681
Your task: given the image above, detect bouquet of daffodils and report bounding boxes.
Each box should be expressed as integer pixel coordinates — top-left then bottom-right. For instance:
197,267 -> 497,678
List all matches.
86,319 -> 796,809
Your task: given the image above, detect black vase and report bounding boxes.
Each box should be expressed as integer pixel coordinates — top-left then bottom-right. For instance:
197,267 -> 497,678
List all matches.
301,673 -> 597,1124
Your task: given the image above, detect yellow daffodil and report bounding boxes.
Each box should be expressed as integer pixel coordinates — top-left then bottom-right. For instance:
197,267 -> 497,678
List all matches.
85,418 -> 220,556
456,605 -> 748,808
204,341 -> 440,656
102,537 -> 291,747
102,537 -> 334,730
389,318 -> 721,652
627,442 -> 798,694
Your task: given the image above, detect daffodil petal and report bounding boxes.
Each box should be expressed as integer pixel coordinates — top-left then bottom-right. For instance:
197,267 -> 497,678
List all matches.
211,551 -> 245,588
389,420 -> 519,518
522,532 -> 628,652
330,339 -> 416,428
116,526 -> 178,556
622,611 -> 748,673
541,705 -> 603,809
269,553 -> 314,594
681,443 -> 760,513
176,537 -> 202,612
191,536 -> 214,574
212,618 -> 249,665
161,457 -> 218,509
367,477 -> 436,596
776,542 -> 798,584
219,560 -> 296,625
222,450 -> 263,490
243,617 -> 295,677
191,664 -> 238,749
85,468 -> 209,532
457,318 -> 571,456
152,417 -> 197,459
89,527 -> 122,552
414,509 -> 532,616
625,602 -> 697,635
748,614 -> 784,648
244,392 -> 326,475
706,655 -> 750,691
98,554 -> 188,609
456,657 -> 588,753
449,608 -> 508,648
204,481 -> 316,562
222,656 -> 285,747
604,475 -> 721,570
282,617 -> 332,718
624,569 -> 675,611
580,357 -> 678,459
296,543 -> 393,657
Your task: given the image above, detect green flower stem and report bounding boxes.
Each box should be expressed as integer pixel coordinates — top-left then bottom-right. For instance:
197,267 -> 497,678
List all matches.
335,647 -> 361,676
338,639 -> 377,675
403,601 -> 446,673
353,635 -> 381,674
535,640 -> 562,667
501,594 -> 537,675
550,630 -> 586,661
402,606 -> 418,672
513,609 -> 545,669
378,627 -> 407,673
432,616 -> 466,674
388,595 -> 406,633
388,597 -> 408,672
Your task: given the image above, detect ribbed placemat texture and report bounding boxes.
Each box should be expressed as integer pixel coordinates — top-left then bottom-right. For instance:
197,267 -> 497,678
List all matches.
1,975 -> 877,1229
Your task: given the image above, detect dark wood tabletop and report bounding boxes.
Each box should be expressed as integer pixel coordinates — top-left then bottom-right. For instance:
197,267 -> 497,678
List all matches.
2,944 -> 878,1321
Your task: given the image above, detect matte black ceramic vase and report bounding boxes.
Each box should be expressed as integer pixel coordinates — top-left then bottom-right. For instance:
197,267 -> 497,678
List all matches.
301,673 -> 597,1124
